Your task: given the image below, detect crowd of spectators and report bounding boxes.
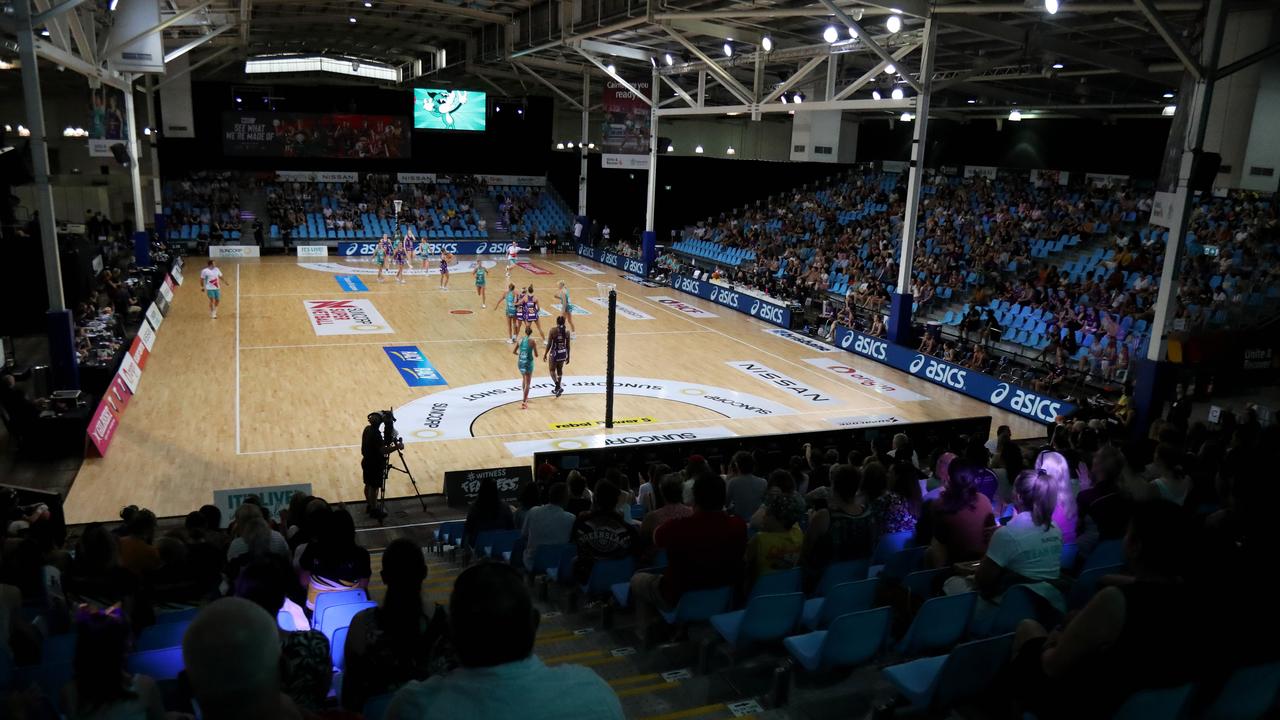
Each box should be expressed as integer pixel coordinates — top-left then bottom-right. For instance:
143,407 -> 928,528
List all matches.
165,172 -> 242,237
267,174 -> 484,239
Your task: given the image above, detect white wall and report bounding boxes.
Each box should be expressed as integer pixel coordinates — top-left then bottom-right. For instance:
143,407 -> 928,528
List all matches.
1203,7 -> 1275,189
1239,21 -> 1280,192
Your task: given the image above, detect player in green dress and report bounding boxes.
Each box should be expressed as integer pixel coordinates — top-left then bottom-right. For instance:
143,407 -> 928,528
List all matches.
472,262 -> 488,308
513,327 -> 537,409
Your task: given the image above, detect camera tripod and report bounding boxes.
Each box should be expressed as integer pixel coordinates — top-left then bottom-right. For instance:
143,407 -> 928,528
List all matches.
375,444 -> 428,522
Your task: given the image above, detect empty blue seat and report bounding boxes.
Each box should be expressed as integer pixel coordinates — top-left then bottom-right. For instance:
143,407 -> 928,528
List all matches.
897,592 -> 977,657
783,607 -> 891,673
474,529 -> 521,558
876,545 -> 927,581
812,559 -> 869,597
126,647 -> 184,681
318,601 -> 376,638
1112,683 -> 1196,720
903,567 -> 950,600
581,557 -> 635,597
312,589 -> 369,629
882,633 -> 1014,711
749,567 -> 802,600
1205,661 -> 1280,719
710,592 -> 805,651
801,578 -> 878,631
659,586 -> 733,625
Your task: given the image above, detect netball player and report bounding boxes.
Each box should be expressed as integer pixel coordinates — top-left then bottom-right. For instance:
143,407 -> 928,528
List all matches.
472,261 -> 488,308
513,326 -> 537,409
544,315 -> 571,397
554,280 -> 576,339
493,282 -> 518,343
440,249 -> 455,291
505,241 -> 525,278
200,259 -> 224,318
393,231 -> 413,283
415,234 -> 432,273
375,233 -> 392,282
524,285 -> 546,340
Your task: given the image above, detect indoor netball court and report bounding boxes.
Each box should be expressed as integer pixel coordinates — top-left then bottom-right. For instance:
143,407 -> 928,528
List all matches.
62,254 -> 1041,524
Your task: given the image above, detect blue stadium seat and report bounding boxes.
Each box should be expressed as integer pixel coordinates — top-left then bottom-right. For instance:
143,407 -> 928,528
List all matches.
126,647 -> 185,681
1112,684 -> 1196,720
881,633 -> 1015,712
783,607 -> 891,673
317,601 -> 376,638
749,567 -> 802,600
710,592 -> 805,651
1205,661 -> 1280,720
312,589 -> 369,630
896,592 -> 977,657
659,586 -> 733,626
801,578 -> 879,631
812,559 -> 869,597
136,621 -> 191,651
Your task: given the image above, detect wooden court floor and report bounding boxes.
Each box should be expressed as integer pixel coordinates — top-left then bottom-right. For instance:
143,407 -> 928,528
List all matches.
63,254 -> 1042,523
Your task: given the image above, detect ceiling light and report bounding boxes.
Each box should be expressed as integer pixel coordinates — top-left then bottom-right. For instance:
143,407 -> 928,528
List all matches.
823,26 -> 839,44
650,56 -> 657,68
606,63 -> 616,74
872,89 -> 881,101
556,142 -> 565,149
1162,91 -> 1175,98
665,53 -> 674,66
1009,108 -> 1023,121
900,112 -> 914,121
886,14 -> 902,34
3,125 -> 10,131
967,98 -> 976,104
847,27 -> 857,39
1162,105 -> 1176,116
143,127 -> 152,136
1045,0 -> 1059,14
891,86 -> 904,100
17,125 -> 30,137
235,96 -> 242,102
780,94 -> 788,104
794,92 -> 804,103
761,36 -> 773,52
723,42 -> 733,57
566,142 -> 574,148
517,107 -> 524,115
0,60 -> 14,70
363,1 -> 372,6
348,16 -> 356,22
40,29 -> 50,36
1052,63 -> 1064,69
695,144 -> 704,154
726,146 -> 736,155
666,143 -> 674,152
884,64 -> 895,75
588,142 -> 595,149
109,0 -> 119,9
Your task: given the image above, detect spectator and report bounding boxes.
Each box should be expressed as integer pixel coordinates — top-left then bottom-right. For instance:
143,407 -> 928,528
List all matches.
802,464 -> 873,589
864,461 -> 917,539
629,474 -> 747,643
184,597 -> 301,719
521,482 -> 576,571
298,508 -> 372,610
462,478 -> 516,549
749,469 -> 807,531
922,461 -> 995,567
1011,501 -> 1200,719
745,492 -> 805,588
1036,450 -> 1079,544
565,471 -> 593,517
343,539 -> 455,711
639,477 -> 693,545
725,451 -> 767,521
1147,443 -> 1191,506
569,481 -> 637,585
115,507 -> 160,577
226,502 -> 290,562
635,463 -> 668,512
61,608 -> 165,720
1075,445 -> 1133,550
512,482 -> 542,531
389,563 -> 623,720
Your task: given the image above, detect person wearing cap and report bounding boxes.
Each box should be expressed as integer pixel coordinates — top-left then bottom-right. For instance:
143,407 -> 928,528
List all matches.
744,488 -> 805,590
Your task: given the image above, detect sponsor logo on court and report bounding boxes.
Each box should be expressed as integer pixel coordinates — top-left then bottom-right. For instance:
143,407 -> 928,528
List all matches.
335,275 -> 368,292
646,295 -> 719,318
384,346 -> 447,387
551,303 -> 591,316
583,295 -> 653,320
394,376 -> 794,445
209,245 -> 260,258
803,358 -> 929,401
557,261 -> 605,275
725,361 -> 841,405
516,261 -> 551,276
505,425 -> 735,457
763,328 -> 837,353
549,417 -> 656,430
304,299 -> 393,336
827,414 -> 905,428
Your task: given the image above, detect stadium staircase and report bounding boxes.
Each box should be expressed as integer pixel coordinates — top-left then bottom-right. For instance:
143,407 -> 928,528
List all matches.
472,194 -> 510,240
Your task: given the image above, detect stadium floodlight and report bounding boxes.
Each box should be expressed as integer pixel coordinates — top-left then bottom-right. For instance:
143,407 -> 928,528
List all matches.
665,53 -> 674,66
794,92 -> 804,103
900,112 -> 913,122
723,42 -> 733,57
556,142 -> 565,149
1162,105 -> 1176,116
891,86 -> 904,100
1045,0 -> 1059,14
348,16 -> 356,22
363,1 -> 372,6
1008,108 -> 1023,121
588,142 -> 595,149
606,63 -> 616,74
884,64 -> 895,75
872,89 -> 881,101
726,146 -> 736,155
780,94 -> 788,104
666,143 -> 674,152
566,142 -> 574,149
967,98 -> 976,104
823,26 -> 839,44
886,14 -> 902,33
1052,63 -> 1064,69
695,144 -> 704,153
1162,91 -> 1174,98
762,36 -> 773,52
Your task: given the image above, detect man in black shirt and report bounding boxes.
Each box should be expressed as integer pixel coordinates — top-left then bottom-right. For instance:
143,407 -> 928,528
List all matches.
361,412 -> 387,518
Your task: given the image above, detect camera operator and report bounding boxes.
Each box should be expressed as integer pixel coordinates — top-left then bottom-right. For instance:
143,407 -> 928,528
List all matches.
362,412 -> 388,518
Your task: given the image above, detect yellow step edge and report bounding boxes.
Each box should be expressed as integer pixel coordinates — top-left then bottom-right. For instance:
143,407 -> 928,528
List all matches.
606,673 -> 660,687
615,681 -> 681,699
636,703 -> 729,720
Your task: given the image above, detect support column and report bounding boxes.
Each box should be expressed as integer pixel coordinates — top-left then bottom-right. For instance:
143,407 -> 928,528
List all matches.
887,14 -> 936,346
16,0 -> 78,390
578,69 -> 589,216
144,75 -> 162,216
123,75 -> 146,233
1133,0 -> 1226,434
642,68 -> 659,272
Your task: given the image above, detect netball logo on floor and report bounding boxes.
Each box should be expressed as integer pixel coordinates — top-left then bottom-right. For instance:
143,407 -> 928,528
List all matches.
304,299 -> 394,336
726,361 -> 841,405
803,358 -> 929,402
646,295 -> 719,318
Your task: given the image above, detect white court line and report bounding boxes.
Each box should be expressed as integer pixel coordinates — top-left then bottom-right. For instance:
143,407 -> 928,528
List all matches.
553,263 -> 899,408
235,264 -> 242,455
239,329 -> 709,351
240,285 -> 602,298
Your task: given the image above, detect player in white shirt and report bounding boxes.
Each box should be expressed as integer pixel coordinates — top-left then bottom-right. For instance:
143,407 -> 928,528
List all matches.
200,260 -> 225,319
505,242 -> 525,279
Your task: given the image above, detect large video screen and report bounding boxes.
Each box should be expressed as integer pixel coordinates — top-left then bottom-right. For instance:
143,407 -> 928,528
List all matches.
222,112 -> 408,158
413,88 -> 486,131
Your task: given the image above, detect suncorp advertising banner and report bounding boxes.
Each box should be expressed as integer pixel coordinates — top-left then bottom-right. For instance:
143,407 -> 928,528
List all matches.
338,240 -> 508,257
668,273 -> 793,328
576,243 -> 649,277
832,325 -> 1074,424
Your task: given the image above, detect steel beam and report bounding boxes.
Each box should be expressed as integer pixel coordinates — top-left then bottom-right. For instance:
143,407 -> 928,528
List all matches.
1214,41 -> 1280,81
32,37 -> 131,89
32,0 -> 88,24
1133,0 -> 1203,80
666,18 -> 761,46
660,74 -> 697,107
655,97 -> 912,117
762,54 -> 827,103
661,26 -> 752,104
105,1 -> 213,58
515,60 -> 583,108
153,44 -> 235,89
163,23 -> 233,64
573,47 -> 652,106
820,0 -> 921,93
832,42 -> 920,101
578,38 -> 653,63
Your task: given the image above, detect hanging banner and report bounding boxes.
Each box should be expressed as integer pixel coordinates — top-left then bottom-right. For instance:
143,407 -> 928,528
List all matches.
105,0 -> 164,73
158,54 -> 195,137
600,79 -> 651,170
397,172 -> 437,184
88,87 -> 128,158
223,113 -> 409,158
963,165 -> 998,180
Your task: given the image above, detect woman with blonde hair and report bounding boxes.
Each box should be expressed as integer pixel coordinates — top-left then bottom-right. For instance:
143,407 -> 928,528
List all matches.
1035,450 -> 1078,544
